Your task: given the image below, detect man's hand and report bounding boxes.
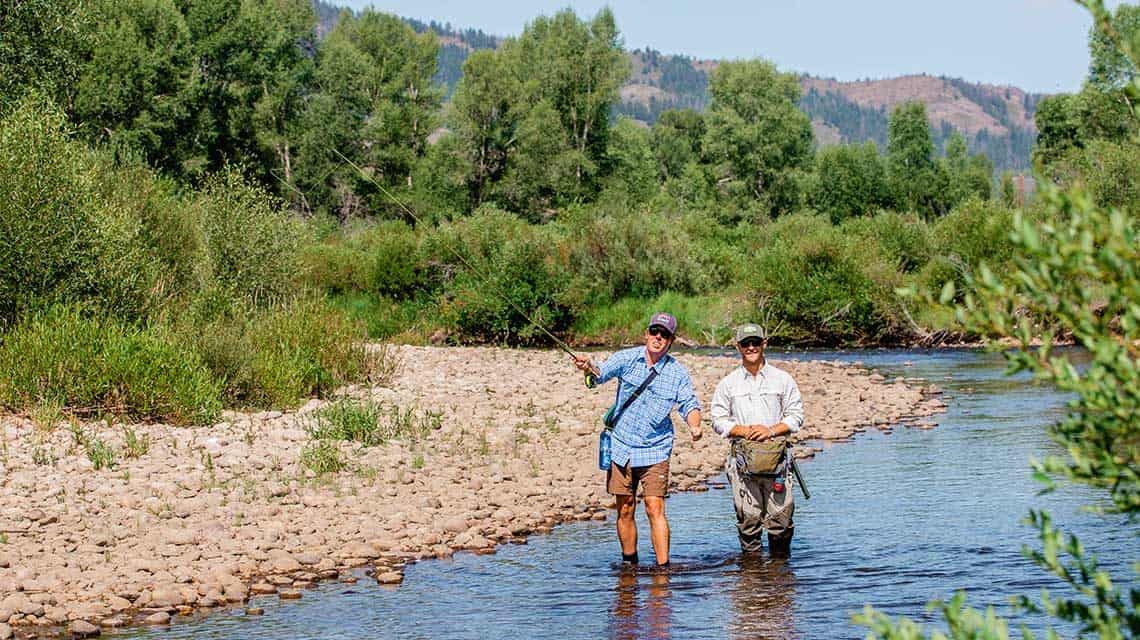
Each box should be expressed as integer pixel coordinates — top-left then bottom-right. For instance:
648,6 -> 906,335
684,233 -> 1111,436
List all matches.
571,354 -> 599,376
744,425 -> 772,442
686,410 -> 702,442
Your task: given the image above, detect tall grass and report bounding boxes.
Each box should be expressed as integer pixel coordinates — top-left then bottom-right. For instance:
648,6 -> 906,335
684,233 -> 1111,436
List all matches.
0,306 -> 223,424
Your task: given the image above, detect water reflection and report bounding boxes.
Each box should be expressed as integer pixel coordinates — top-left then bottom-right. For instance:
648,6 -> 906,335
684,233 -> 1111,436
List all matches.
610,567 -> 673,640
728,555 -> 798,639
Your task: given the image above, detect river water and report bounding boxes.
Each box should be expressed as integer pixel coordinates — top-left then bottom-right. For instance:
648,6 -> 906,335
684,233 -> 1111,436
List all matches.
122,349 -> 1136,639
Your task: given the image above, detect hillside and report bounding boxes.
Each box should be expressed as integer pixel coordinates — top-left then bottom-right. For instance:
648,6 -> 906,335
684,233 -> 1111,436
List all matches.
313,1 -> 1043,171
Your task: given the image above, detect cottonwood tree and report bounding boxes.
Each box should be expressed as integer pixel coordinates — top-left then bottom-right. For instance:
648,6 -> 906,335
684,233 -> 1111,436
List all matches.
703,59 -> 813,216
295,9 -> 440,218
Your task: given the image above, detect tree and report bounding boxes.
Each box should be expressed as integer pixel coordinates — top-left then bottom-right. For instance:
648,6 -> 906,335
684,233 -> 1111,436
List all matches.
1088,3 -> 1140,93
295,9 -> 440,218
651,108 -> 705,181
810,141 -> 892,223
937,132 -> 992,212
887,102 -> 937,217
449,49 -> 519,207
603,117 -> 658,204
174,0 -> 318,181
703,59 -> 813,215
448,7 -> 628,215
511,9 -> 628,193
72,0 -> 194,170
1032,94 -> 1082,166
0,0 -> 89,109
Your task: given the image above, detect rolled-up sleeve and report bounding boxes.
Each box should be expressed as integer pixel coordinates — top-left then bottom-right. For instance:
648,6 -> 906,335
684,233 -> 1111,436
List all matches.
674,367 -> 701,419
781,376 -> 804,433
595,350 -> 629,385
710,380 -> 737,437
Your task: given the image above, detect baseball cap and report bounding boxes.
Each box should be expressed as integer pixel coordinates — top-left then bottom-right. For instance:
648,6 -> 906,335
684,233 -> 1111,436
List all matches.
735,323 -> 767,343
647,312 -> 677,335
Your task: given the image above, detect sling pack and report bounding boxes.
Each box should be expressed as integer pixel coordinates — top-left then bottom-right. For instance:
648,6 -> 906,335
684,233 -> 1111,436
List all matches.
603,368 -> 659,431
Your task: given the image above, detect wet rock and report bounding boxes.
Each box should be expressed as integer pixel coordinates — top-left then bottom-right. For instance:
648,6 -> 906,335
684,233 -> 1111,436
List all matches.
245,607 -> 264,616
143,611 -> 170,625
69,620 -> 100,637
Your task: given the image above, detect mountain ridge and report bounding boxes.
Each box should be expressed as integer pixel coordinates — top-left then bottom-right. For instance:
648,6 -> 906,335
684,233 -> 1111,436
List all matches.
315,1 -> 1043,170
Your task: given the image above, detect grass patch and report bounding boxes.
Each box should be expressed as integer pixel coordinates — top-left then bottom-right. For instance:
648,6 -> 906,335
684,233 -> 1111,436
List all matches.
0,306 -> 222,424
306,397 -> 440,446
300,440 -> 346,475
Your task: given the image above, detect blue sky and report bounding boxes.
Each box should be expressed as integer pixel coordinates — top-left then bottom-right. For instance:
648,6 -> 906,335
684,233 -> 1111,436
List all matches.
338,0 -> 1127,94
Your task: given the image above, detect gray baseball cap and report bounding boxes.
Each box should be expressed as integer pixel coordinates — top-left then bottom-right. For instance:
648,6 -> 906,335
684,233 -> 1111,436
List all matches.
735,323 -> 767,343
647,312 -> 677,335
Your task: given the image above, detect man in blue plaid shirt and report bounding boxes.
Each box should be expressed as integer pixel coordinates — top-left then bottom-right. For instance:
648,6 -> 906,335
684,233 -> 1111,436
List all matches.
573,312 -> 703,567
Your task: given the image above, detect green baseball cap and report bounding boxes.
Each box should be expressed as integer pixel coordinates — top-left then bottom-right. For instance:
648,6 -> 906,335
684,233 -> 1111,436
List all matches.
734,323 -> 767,343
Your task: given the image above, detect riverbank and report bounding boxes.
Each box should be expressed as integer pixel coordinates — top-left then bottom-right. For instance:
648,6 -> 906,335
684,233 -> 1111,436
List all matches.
0,346 -> 946,638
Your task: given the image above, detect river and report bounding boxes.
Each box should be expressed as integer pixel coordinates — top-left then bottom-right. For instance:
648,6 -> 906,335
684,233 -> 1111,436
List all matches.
120,348 -> 1136,639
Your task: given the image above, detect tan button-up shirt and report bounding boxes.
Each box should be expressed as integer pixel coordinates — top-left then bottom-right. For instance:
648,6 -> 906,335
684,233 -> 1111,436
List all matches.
710,362 -> 804,437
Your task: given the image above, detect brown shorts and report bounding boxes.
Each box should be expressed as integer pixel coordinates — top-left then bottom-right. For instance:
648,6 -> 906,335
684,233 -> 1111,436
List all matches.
607,459 -> 670,497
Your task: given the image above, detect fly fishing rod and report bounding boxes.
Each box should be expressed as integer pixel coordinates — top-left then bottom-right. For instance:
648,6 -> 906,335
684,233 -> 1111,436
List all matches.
330,148 -> 587,366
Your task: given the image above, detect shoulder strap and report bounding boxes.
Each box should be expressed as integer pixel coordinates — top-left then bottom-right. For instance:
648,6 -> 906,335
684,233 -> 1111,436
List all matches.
605,367 -> 659,430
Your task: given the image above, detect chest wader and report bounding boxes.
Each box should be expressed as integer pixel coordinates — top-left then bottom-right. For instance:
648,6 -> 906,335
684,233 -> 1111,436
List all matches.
729,438 -> 794,557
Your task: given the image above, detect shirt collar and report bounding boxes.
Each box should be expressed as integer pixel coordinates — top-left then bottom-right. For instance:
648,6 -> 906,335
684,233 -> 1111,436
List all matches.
739,361 -> 771,380
640,349 -> 672,371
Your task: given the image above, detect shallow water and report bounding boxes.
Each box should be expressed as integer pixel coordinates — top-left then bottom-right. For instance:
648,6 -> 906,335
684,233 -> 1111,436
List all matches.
122,349 -> 1136,639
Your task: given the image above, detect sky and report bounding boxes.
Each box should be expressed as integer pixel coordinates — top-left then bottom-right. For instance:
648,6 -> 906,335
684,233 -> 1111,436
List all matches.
338,0 -> 1128,94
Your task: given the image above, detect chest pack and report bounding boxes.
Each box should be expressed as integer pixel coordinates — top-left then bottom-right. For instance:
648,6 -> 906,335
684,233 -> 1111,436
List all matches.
732,437 -> 788,474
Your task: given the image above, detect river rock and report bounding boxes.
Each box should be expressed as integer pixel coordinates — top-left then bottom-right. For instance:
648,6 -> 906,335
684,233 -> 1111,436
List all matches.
0,624 -> 10,640
69,620 -> 100,637
144,611 -> 170,625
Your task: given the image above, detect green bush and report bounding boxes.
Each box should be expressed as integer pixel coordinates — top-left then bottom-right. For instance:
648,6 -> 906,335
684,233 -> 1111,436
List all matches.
197,170 -> 304,305
427,207 -> 573,344
0,97 -> 172,325
840,211 -> 932,273
0,306 -> 222,424
557,203 -> 722,305
928,198 -> 1016,299
747,213 -> 898,344
185,298 -> 378,408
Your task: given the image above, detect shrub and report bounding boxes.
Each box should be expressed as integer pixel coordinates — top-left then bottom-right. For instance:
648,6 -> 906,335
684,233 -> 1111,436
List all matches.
427,208 -> 573,344
840,211 -> 932,273
558,203 -> 722,305
0,306 -> 222,424
747,213 -> 897,344
197,170 -> 304,306
185,298 -> 379,408
928,198 -> 1016,299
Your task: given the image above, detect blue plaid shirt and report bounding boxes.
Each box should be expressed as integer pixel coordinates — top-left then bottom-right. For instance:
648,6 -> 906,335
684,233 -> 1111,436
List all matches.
596,347 -> 701,468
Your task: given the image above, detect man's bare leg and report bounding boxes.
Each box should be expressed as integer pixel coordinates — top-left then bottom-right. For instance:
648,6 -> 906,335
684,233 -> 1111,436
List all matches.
615,494 -> 639,559
643,496 -> 670,565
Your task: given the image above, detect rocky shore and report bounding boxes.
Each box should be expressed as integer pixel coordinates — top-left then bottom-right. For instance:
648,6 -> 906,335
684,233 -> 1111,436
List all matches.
0,346 -> 945,637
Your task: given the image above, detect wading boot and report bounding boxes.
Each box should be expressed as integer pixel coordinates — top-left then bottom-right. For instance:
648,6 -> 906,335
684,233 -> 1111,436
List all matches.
738,529 -> 764,554
768,531 -> 793,559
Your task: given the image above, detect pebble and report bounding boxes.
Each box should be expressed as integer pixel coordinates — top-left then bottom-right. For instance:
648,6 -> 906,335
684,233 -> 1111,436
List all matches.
245,607 -> 264,616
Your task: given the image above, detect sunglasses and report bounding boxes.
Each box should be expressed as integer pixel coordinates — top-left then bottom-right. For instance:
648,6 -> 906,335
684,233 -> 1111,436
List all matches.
738,338 -> 764,349
648,327 -> 673,339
